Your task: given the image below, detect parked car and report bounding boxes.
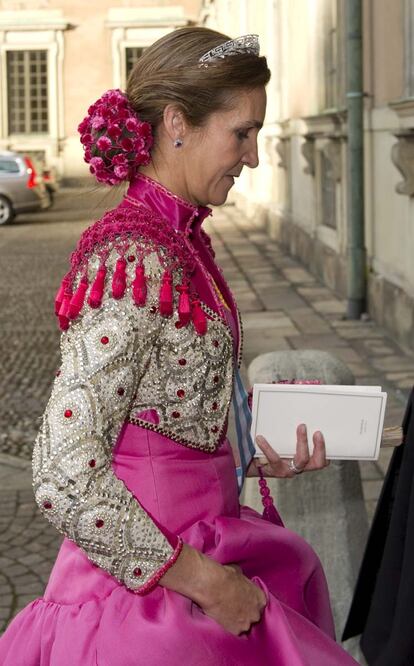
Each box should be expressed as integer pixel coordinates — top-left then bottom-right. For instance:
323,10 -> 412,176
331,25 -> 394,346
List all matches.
0,151 -> 50,225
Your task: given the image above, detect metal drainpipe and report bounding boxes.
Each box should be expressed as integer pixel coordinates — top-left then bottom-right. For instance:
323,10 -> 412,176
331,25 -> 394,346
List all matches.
345,0 -> 366,319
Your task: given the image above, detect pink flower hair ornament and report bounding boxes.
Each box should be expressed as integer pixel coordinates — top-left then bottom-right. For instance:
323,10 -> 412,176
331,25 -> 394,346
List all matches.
78,89 -> 153,186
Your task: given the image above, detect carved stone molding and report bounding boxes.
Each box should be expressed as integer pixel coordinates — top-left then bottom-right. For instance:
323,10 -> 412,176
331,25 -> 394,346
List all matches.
276,138 -> 289,169
264,135 -> 279,165
391,130 -> 414,197
301,134 -> 316,176
320,138 -> 342,182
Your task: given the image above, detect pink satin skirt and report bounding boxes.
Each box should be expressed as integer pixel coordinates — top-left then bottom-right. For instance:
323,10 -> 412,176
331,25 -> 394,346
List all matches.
0,424 -> 357,665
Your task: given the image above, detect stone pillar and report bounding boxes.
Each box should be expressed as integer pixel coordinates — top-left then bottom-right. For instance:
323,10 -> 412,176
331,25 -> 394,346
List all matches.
243,350 -> 368,661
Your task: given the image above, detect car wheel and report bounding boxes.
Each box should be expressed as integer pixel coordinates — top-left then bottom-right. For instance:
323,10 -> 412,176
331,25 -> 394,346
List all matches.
0,195 -> 14,225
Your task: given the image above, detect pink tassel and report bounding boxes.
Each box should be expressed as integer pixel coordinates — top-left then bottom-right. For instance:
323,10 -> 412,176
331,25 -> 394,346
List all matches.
191,298 -> 207,336
55,275 -> 71,316
68,277 -> 88,320
88,265 -> 107,309
132,264 -> 147,307
112,257 -> 127,299
159,270 -> 173,317
58,289 -> 72,331
176,282 -> 191,326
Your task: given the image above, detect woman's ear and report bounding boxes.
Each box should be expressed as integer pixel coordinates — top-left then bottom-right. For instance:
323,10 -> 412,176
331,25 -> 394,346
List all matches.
162,104 -> 187,144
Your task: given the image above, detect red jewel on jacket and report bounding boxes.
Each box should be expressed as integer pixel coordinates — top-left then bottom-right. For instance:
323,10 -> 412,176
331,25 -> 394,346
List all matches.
133,567 -> 142,577
177,389 -> 185,398
64,409 -> 73,418
127,255 -> 135,263
101,336 -> 109,345
172,411 -> 180,418
150,306 -> 157,314
211,425 -> 219,433
95,519 -> 104,528
212,340 -> 219,348
117,387 -> 125,396
213,375 -> 219,383
178,358 -> 187,366
88,459 -> 96,468
43,501 -> 52,510
212,402 -> 218,411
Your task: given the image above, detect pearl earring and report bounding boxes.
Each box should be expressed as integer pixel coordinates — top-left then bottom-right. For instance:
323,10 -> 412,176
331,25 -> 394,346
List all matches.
174,138 -> 183,148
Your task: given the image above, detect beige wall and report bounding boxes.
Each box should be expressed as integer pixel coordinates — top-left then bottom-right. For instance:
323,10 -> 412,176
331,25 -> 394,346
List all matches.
205,0 -> 414,350
0,0 -> 202,179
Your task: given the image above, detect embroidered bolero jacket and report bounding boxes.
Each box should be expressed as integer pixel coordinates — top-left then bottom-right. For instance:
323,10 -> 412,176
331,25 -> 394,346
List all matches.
33,174 -> 242,595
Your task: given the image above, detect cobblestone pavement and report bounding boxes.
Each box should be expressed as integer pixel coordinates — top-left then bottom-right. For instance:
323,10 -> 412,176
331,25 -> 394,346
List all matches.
0,188 -> 411,638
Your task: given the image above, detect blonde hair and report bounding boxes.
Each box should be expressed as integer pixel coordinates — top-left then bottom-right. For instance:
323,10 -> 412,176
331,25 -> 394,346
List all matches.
126,27 -> 271,129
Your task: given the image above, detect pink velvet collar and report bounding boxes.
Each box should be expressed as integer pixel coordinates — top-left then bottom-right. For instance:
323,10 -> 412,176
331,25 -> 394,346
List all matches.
125,173 -> 212,234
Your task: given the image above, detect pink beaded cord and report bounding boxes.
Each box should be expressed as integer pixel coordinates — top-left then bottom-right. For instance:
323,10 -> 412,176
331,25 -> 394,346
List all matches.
258,467 -> 283,526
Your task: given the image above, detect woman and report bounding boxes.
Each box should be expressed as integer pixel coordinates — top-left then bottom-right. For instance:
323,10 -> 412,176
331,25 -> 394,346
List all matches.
0,27 -> 357,665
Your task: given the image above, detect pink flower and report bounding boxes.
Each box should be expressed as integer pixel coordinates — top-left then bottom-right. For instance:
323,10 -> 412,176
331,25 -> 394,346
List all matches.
107,124 -> 122,139
120,137 -> 134,152
107,90 -> 124,106
125,117 -> 140,132
140,122 -> 152,139
114,164 -> 129,179
91,115 -> 106,130
78,89 -> 154,186
78,118 -> 89,134
90,157 -> 105,169
96,136 -> 112,151
134,137 -> 145,152
112,153 -> 128,166
80,133 -> 92,145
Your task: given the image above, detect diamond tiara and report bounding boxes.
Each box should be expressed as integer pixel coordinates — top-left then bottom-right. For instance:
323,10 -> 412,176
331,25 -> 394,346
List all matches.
198,34 -> 260,67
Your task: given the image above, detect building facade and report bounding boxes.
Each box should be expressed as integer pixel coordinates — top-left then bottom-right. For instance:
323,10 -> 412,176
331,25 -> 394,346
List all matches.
2,0 -> 414,351
0,0 -> 201,180
203,0 -> 414,353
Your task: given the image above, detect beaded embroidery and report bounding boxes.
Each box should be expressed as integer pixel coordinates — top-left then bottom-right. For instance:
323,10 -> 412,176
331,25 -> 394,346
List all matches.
34,246 -> 235,591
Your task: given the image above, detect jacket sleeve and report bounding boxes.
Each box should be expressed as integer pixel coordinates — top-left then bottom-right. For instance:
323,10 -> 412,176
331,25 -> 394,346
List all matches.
32,280 -> 182,594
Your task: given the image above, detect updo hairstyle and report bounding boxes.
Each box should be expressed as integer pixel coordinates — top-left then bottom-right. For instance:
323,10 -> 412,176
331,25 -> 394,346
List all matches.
79,27 -> 270,185
126,26 -> 271,133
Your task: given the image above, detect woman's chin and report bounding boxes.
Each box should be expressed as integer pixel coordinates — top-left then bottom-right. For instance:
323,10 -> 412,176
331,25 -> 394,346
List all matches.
209,188 -> 232,207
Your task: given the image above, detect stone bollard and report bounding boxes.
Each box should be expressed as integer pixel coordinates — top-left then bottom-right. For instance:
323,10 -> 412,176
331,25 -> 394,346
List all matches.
243,349 -> 368,661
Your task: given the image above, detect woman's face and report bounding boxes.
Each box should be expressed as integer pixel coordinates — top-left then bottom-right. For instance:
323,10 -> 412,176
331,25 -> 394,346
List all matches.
182,86 -> 267,207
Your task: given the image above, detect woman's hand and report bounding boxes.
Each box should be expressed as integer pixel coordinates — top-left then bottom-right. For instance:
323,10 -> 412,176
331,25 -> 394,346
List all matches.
198,563 -> 267,635
247,423 -> 330,478
160,544 -> 266,635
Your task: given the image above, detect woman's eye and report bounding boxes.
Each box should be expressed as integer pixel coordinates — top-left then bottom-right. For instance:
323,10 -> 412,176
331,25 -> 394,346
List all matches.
236,130 -> 249,141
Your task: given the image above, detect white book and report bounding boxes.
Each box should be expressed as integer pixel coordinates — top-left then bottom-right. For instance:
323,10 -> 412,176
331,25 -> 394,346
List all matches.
250,384 -> 387,461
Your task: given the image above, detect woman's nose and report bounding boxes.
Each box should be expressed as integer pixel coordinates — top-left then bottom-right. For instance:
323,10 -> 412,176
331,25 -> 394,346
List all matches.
243,140 -> 259,169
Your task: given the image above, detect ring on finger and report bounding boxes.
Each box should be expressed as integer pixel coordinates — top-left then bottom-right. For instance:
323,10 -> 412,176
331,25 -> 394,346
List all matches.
288,458 -> 303,474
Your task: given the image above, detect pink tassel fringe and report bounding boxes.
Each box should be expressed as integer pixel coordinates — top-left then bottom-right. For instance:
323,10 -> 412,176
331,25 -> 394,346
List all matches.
112,257 -> 127,299
88,265 -> 107,309
159,271 -> 173,317
132,264 -> 147,307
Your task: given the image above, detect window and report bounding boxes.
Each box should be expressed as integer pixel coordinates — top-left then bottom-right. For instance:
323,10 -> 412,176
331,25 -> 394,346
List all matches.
125,47 -> 144,81
320,152 -> 337,229
0,159 -> 19,173
7,50 -> 49,135
322,0 -> 345,110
